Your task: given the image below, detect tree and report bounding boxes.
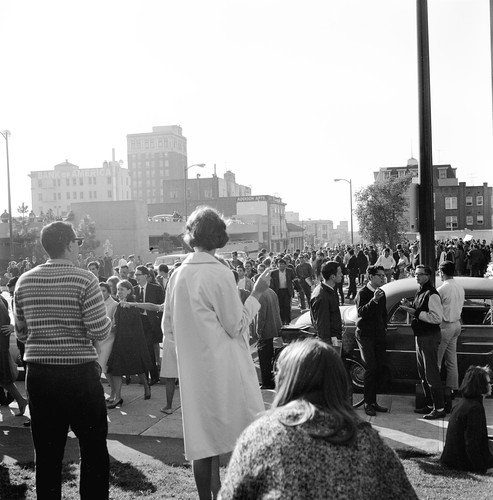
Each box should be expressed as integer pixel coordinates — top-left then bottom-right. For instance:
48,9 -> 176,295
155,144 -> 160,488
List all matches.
354,176 -> 413,248
77,215 -> 100,254
17,202 -> 29,220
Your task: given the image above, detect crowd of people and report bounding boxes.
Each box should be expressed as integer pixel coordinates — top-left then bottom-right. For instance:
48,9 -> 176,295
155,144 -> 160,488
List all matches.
1,216 -> 493,498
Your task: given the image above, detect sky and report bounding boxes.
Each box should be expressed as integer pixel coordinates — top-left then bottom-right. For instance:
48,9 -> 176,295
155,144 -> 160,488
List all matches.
1,0 -> 492,229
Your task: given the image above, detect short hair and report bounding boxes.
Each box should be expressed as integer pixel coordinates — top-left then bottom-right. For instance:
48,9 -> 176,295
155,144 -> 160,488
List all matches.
273,339 -> 356,444
367,265 -> 384,277
106,276 -> 119,295
158,264 -> 169,273
321,261 -> 341,281
236,263 -> 245,270
184,207 -> 229,251
135,265 -> 149,276
40,221 -> 76,259
117,279 -> 134,298
120,264 -> 129,271
88,261 -> 100,270
277,258 -> 286,265
99,282 -> 111,294
416,264 -> 433,275
460,365 -> 492,398
440,260 -> 455,276
7,276 -> 18,289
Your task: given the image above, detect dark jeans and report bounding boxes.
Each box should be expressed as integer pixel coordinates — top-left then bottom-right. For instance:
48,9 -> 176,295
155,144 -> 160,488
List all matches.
141,316 -> 159,381
277,289 -> 292,325
26,361 -> 109,500
298,279 -> 312,309
356,333 -> 387,405
257,338 -> 275,387
416,332 -> 444,410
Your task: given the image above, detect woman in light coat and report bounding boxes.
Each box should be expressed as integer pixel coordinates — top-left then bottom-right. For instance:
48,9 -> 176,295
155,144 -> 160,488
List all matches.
164,206 -> 272,499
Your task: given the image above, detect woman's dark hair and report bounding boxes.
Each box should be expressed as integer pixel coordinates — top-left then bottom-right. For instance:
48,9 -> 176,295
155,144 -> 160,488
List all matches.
272,339 -> 357,444
184,207 -> 229,251
460,365 -> 492,398
99,282 -> 111,294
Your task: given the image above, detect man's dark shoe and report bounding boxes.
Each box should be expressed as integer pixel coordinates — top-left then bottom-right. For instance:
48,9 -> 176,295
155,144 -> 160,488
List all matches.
364,404 -> 376,417
414,405 -> 433,414
423,408 -> 446,420
372,403 -> 388,413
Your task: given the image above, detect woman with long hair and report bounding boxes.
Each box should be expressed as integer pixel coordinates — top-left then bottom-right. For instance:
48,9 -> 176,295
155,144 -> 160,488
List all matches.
165,206 -> 272,499
441,365 -> 493,473
105,280 -> 152,408
220,339 -> 417,499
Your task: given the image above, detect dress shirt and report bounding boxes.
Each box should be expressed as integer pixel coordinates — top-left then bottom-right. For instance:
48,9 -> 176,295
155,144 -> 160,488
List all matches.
375,254 -> 396,270
139,284 -> 147,315
438,279 -> 465,323
278,270 -> 287,289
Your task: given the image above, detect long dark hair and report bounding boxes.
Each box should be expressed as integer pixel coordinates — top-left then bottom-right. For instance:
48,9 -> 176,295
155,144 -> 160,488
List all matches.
460,365 -> 492,398
272,339 -> 358,444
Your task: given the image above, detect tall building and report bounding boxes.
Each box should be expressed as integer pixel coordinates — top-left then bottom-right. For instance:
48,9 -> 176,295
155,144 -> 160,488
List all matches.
375,159 -> 493,231
126,125 -> 188,204
30,157 -> 131,217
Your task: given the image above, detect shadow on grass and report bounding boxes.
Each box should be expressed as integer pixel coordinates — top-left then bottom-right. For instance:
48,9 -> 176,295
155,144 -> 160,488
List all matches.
0,464 -> 29,500
0,460 -> 161,498
396,448 -> 484,482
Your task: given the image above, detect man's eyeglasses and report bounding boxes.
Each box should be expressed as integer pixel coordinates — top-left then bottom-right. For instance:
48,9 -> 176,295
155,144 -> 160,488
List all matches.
376,274 -> 386,278
415,273 -> 429,277
135,273 -> 143,276
73,238 -> 84,247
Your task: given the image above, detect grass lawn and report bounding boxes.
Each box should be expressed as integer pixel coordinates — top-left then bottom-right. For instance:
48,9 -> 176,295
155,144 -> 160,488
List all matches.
2,451 -> 493,499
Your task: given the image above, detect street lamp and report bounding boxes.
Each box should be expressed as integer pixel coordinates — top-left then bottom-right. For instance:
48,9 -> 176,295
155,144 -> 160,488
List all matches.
334,178 -> 353,246
184,163 -> 205,221
0,130 -> 14,261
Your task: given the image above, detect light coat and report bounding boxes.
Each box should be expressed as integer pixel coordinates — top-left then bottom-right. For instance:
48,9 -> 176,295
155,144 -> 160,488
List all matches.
163,251 -> 264,460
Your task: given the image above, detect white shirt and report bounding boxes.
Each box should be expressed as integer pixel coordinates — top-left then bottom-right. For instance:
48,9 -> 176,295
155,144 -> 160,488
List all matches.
278,270 -> 287,289
437,278 -> 465,323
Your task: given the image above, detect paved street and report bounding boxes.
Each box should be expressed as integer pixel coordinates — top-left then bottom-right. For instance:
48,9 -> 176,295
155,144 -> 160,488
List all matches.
2,379 -> 493,467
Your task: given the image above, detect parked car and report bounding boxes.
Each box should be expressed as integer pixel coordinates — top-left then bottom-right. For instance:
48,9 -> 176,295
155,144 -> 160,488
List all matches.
285,277 -> 493,391
153,253 -> 189,270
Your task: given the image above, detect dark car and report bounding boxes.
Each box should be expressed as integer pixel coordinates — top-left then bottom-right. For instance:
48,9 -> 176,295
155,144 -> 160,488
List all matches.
286,277 -> 493,391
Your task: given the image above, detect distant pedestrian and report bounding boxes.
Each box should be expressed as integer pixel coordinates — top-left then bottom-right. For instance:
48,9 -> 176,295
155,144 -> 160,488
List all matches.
270,258 -> 295,325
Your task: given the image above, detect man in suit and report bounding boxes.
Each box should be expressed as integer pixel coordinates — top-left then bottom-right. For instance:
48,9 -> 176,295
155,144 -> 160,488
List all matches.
134,265 -> 165,385
355,265 -> 389,417
270,258 -> 295,325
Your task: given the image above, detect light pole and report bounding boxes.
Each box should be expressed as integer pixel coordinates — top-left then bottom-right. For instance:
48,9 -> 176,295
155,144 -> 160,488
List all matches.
0,130 -> 14,261
334,178 -> 353,246
184,163 -> 205,221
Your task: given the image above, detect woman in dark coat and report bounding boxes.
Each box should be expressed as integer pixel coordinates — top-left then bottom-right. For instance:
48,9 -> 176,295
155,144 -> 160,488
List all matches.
441,365 -> 493,474
356,249 -> 369,286
346,249 -> 359,301
106,280 -> 152,408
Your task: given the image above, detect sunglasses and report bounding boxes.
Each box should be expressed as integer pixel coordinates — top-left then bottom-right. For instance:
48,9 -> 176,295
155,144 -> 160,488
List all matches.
73,238 -> 84,247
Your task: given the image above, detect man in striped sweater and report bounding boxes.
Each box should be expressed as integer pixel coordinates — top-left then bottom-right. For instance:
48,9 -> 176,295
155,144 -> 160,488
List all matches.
14,221 -> 112,500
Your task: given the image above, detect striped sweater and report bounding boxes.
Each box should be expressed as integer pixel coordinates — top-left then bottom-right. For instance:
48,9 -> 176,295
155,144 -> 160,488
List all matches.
14,259 -> 112,365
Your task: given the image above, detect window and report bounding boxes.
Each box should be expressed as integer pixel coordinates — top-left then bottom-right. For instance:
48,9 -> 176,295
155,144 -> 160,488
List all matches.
73,192 -> 77,199
80,192 -> 84,199
108,190 -> 112,198
438,168 -> 447,179
170,191 -> 178,199
57,179 -> 61,187
72,178 -> 76,185
466,196 -> 473,206
466,216 -> 473,225
476,196 -> 483,206
79,178 -> 83,185
88,177 -> 92,185
38,193 -> 43,201
38,180 -> 42,187
66,192 -> 70,200
445,216 -> 458,229
93,191 -> 97,199
477,215 -> 484,225
445,197 -> 457,210
204,189 -> 212,199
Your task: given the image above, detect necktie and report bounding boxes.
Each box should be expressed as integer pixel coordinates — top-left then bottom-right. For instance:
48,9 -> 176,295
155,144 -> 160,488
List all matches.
140,287 -> 144,302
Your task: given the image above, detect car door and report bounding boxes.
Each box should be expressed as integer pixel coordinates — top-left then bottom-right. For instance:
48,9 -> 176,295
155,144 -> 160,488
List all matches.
385,297 -> 419,383
457,297 -> 493,380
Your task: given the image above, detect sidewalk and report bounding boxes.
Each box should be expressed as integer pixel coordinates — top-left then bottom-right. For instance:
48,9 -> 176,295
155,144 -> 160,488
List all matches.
2,380 -> 492,466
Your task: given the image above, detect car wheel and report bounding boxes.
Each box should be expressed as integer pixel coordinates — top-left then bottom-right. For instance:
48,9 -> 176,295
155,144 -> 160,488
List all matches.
346,359 -> 366,391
